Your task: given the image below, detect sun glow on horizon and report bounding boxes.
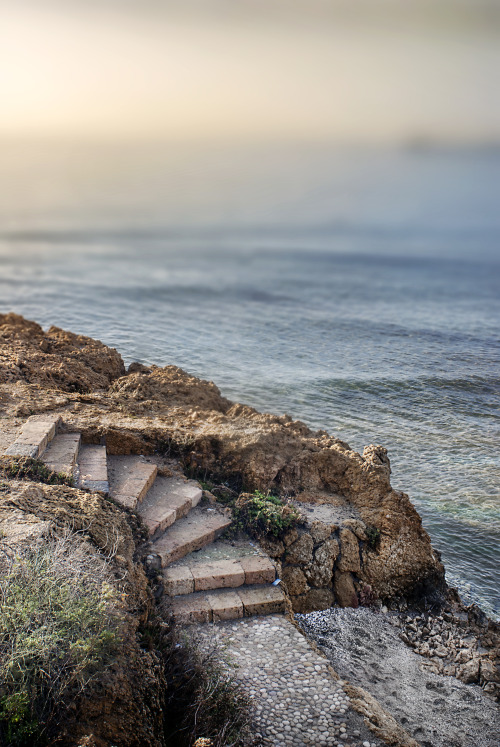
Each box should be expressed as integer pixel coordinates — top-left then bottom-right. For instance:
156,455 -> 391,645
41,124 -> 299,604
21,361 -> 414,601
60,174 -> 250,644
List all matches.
0,1 -> 499,143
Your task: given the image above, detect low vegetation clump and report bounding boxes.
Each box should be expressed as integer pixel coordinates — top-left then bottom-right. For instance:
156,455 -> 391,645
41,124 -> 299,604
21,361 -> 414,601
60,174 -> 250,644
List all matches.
141,613 -> 251,747
0,531 -> 120,746
365,525 -> 381,549
233,490 -> 300,538
0,457 -> 73,487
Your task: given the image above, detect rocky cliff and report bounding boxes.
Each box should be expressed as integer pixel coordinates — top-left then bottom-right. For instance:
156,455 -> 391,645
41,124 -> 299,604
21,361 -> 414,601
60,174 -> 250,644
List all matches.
0,313 -> 445,611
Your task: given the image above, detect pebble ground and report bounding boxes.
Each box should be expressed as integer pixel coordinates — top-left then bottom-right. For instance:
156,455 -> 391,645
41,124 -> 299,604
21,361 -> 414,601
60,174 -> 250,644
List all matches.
195,614 -> 379,747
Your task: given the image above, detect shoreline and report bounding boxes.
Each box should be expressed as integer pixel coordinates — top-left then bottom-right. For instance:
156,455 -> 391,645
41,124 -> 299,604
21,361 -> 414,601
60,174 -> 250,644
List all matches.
0,312 -> 498,745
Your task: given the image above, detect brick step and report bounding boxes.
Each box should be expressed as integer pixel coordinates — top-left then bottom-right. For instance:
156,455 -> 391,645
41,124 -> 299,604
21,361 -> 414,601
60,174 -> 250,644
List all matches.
164,554 -> 276,596
151,507 -> 231,567
77,445 -> 109,493
171,584 -> 286,624
40,432 -> 81,478
108,455 -> 157,509
137,475 -> 202,537
5,414 -> 61,458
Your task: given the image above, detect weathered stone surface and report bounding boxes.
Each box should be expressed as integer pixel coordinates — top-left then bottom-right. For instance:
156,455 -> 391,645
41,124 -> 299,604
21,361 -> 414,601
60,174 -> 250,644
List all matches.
0,315 -> 447,604
172,593 -> 212,624
457,657 -> 480,684
285,532 -> 314,565
291,588 -> 335,613
5,414 -> 61,458
163,565 -> 194,596
259,536 -> 285,558
282,527 -> 299,546
334,571 -> 358,608
108,456 -> 157,510
191,559 -> 245,591
151,508 -> 231,566
338,528 -> 361,573
238,585 -> 286,616
304,538 -> 339,588
76,444 -> 109,493
345,684 -> 419,747
0,313 -> 124,392
208,590 -> 243,622
137,475 -> 201,536
239,555 -> 275,585
309,519 -> 334,543
282,566 -> 308,596
342,518 -> 368,541
40,432 -> 80,476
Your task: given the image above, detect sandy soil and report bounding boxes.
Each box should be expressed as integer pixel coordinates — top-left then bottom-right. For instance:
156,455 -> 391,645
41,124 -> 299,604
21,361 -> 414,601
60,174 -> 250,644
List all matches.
296,607 -> 499,747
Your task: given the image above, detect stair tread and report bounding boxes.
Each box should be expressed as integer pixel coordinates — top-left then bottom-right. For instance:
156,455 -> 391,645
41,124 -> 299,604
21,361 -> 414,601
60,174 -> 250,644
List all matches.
108,455 -> 157,509
5,414 -> 61,458
77,444 -> 109,493
137,474 -> 202,536
40,432 -> 80,477
151,507 -> 231,566
171,584 -> 285,624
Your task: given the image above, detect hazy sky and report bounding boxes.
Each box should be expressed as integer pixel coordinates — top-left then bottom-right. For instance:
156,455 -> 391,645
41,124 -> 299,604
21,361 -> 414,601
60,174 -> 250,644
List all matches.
1,0 -> 499,142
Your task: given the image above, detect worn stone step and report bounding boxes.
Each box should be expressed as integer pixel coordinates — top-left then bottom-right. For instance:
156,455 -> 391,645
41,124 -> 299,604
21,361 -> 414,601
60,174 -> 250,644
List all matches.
40,432 -> 81,478
137,475 -> 202,537
164,554 -> 276,596
108,455 -> 157,509
151,507 -> 231,567
171,584 -> 286,624
77,445 -> 109,493
5,414 -> 61,458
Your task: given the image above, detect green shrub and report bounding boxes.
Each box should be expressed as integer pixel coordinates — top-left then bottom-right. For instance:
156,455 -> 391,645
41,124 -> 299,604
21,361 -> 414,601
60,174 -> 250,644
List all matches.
0,457 -> 73,486
233,491 -> 300,538
0,532 -> 120,745
365,525 -> 381,549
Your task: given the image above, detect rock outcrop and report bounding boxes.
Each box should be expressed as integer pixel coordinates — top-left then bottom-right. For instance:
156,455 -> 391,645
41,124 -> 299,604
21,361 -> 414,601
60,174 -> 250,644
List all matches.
0,315 -> 445,613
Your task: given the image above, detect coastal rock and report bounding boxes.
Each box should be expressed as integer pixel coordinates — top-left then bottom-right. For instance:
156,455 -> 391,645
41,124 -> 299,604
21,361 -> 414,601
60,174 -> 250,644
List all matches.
291,588 -> 335,614
338,528 -> 361,573
0,313 -> 124,392
304,538 -> 339,588
309,520 -> 333,543
0,315 -> 447,605
259,536 -> 285,558
285,533 -> 314,565
457,657 -> 480,684
282,566 -> 309,596
334,571 -> 358,608
342,518 -> 368,541
344,684 -> 419,747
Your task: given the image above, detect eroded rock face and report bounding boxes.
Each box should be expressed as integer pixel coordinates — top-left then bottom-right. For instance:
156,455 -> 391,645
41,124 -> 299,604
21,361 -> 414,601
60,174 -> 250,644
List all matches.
0,481 -> 164,747
0,314 -> 446,608
0,313 -> 124,392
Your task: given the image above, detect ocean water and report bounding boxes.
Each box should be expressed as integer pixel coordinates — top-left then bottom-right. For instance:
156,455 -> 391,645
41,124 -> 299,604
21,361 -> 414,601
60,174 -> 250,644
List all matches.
0,142 -> 498,617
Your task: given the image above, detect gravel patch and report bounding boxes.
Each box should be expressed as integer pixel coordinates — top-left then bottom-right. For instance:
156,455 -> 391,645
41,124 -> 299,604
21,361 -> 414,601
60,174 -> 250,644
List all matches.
296,607 -> 500,747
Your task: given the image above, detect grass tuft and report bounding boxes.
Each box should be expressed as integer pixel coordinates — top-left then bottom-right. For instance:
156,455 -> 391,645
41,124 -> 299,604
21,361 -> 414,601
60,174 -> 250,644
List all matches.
0,457 -> 73,487
0,531 -> 120,745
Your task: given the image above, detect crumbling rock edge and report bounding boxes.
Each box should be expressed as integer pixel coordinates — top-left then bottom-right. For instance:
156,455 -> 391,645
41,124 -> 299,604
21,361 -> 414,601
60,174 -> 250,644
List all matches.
1,314 -> 497,747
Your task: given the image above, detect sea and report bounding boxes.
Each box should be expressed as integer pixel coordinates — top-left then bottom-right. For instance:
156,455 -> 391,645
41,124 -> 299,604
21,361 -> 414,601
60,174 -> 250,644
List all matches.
0,141 -> 498,618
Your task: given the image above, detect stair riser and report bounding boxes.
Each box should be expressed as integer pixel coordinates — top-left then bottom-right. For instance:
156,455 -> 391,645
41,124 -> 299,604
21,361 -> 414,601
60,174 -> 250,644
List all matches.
173,595 -> 286,625
146,497 -> 194,540
5,416 -> 61,458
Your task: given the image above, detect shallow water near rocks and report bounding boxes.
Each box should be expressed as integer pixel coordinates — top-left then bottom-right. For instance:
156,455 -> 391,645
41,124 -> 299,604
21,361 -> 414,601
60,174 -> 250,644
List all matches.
0,142 -> 498,617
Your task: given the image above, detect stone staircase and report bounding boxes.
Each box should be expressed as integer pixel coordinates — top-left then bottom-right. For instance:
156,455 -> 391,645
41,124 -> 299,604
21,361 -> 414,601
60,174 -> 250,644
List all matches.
4,414 -> 286,624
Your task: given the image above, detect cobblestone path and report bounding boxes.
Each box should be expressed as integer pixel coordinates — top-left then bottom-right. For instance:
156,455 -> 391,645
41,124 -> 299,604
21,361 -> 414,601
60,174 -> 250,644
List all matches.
196,615 -> 380,747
